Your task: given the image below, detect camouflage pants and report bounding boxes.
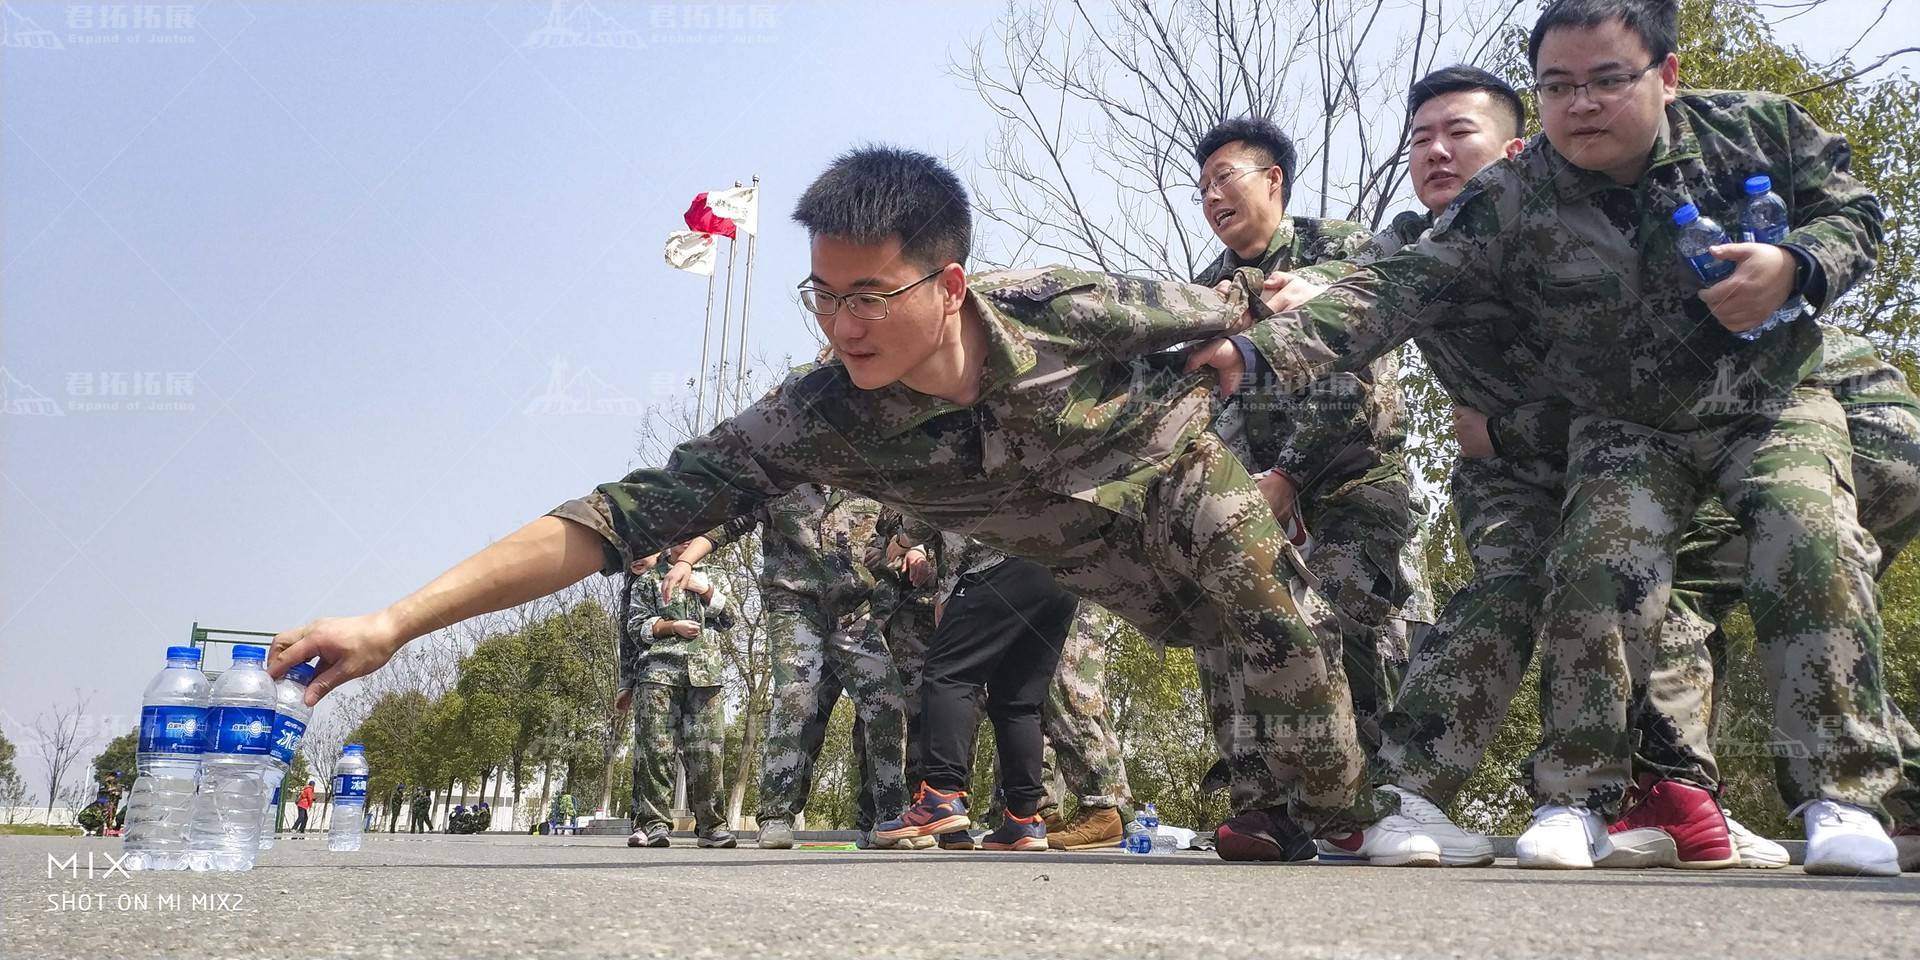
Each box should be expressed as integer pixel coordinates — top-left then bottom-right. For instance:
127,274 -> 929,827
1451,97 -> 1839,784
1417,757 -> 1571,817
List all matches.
631,682 -> 725,832
1529,397 -> 1899,818
1048,432 -> 1387,835
1375,453 -> 1560,806
1039,606 -> 1132,810
755,598 -> 907,828
851,579 -> 935,824
1641,400 -> 1920,825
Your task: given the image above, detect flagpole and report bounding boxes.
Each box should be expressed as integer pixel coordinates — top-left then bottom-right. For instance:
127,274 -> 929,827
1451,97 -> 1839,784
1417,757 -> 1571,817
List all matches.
735,174 -> 759,408
696,267 -> 716,431
716,215 -> 740,418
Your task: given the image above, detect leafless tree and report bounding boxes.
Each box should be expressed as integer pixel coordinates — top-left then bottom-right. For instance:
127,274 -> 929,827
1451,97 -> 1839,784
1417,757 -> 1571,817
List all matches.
30,691 -> 97,820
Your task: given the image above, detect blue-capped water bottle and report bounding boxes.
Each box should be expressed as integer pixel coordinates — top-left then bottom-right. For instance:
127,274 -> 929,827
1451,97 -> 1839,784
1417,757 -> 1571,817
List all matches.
257,662 -> 315,851
329,744 -> 370,852
185,645 -> 277,871
1127,802 -> 1162,855
122,646 -> 209,871
1673,202 -> 1735,286
1735,174 -> 1807,340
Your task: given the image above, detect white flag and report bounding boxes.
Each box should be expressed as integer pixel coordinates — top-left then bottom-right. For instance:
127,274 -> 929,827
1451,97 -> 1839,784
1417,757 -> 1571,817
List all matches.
664,230 -> 717,275
707,185 -> 759,237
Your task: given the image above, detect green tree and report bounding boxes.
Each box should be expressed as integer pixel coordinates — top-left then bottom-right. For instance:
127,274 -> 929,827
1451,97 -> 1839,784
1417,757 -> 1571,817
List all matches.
90,727 -> 138,787
0,731 -> 27,822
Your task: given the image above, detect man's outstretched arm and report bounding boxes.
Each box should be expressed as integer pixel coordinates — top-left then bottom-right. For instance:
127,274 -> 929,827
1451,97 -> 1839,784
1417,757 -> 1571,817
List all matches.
268,515 -> 608,706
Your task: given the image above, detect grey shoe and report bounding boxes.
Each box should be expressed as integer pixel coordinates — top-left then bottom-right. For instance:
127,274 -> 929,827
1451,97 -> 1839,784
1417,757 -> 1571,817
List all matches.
757,819 -> 794,849
697,827 -> 737,849
644,823 -> 671,848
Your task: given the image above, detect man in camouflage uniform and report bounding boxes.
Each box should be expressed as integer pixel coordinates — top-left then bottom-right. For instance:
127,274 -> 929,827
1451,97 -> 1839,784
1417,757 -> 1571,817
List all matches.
669,484 -> 909,849
1198,1 -> 1900,873
1038,605 -> 1138,849
616,551 -> 734,849
1191,118 -> 1416,786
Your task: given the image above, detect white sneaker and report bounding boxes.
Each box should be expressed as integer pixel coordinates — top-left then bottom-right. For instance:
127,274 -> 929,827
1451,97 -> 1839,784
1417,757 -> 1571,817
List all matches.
1314,814 -> 1442,867
1516,805 -> 1611,869
1799,800 -> 1899,877
1722,809 -> 1788,869
1594,826 -> 1677,868
1381,785 -> 1493,866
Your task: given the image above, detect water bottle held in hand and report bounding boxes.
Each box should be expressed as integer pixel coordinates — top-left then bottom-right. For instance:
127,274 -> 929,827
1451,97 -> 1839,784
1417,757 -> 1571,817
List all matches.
257,662 -> 315,851
329,745 -> 370,852
186,645 -> 277,871
122,646 -> 209,871
1673,203 -> 1734,285
1735,174 -> 1806,340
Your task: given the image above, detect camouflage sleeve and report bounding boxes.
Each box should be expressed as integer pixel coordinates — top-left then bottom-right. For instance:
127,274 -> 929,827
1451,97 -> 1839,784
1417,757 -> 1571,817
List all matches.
1241,187 -> 1506,388
1260,372 -> 1378,486
991,267 -> 1269,358
546,374 -> 822,575
1774,97 -> 1882,311
619,575 -> 656,689
1486,397 -> 1573,464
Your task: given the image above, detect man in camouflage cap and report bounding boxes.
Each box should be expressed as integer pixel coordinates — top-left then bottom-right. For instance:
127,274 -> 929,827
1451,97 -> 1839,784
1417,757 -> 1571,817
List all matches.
268,144 -> 1444,866
1192,118 -> 1418,793
667,485 -> 910,849
616,550 -> 734,849
1191,0 -> 1901,874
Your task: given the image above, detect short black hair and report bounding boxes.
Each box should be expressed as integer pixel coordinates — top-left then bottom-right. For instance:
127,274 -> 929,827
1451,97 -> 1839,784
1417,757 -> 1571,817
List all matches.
792,145 -> 972,269
1408,64 -> 1527,139
1528,0 -> 1677,70
1194,117 -> 1298,205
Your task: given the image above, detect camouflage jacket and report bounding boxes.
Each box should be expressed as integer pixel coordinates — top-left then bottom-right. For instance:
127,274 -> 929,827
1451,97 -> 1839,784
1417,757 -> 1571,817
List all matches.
1197,216 -> 1408,496
619,569 -> 729,689
1245,90 -> 1882,430
703,484 -> 885,616
548,268 -> 1266,575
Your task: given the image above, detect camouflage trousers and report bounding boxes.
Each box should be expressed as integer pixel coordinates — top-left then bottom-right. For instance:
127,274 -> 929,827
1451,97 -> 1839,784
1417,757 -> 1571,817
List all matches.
1046,432 -> 1388,835
1529,395 -> 1899,818
631,682 -> 725,832
1639,400 -> 1920,825
755,596 -> 908,829
851,579 -> 935,824
1039,606 -> 1132,810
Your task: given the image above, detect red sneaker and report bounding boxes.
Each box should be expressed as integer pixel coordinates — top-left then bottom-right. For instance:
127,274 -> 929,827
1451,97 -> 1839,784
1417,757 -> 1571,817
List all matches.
1607,777 -> 1737,869
874,782 -> 971,841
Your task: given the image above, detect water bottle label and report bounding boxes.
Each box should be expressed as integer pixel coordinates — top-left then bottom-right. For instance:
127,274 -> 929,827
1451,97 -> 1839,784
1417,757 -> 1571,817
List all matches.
334,774 -> 368,800
1686,252 -> 1734,284
138,705 -> 206,756
1741,224 -> 1788,244
269,715 -> 307,765
204,706 -> 276,755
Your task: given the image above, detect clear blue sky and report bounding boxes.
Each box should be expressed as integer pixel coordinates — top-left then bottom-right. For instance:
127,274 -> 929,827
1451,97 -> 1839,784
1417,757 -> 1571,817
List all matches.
2,0 -> 1906,802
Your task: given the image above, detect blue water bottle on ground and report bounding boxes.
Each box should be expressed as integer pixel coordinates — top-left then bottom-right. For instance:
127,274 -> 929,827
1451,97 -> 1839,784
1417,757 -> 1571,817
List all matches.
329,744 -> 370,852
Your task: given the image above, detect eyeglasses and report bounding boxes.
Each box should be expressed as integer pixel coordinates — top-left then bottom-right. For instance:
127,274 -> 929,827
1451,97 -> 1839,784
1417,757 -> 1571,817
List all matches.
1191,165 -> 1277,204
797,268 -> 944,322
1533,61 -> 1661,105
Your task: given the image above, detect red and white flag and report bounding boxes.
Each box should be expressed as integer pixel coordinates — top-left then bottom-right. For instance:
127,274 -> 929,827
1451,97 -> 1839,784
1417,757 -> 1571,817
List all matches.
706,185 -> 759,237
664,230 -> 717,275
683,193 -> 737,239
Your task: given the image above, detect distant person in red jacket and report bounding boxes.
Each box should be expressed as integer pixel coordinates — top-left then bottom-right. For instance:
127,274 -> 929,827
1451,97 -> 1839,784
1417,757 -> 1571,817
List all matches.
294,780 -> 316,836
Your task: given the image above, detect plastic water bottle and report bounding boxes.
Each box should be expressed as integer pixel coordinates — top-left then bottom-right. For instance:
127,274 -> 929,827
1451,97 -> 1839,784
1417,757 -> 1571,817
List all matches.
1736,174 -> 1807,340
257,662 -> 315,851
1127,802 -> 1162,855
122,646 -> 209,871
1673,202 -> 1735,287
329,744 -> 370,852
185,645 -> 278,871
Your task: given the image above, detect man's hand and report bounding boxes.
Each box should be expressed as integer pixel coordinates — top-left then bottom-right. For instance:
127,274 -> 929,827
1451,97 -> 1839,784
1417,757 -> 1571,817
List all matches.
682,568 -> 713,599
1699,243 -> 1796,333
660,560 -> 696,602
902,547 -> 933,587
1452,405 -> 1495,459
1184,338 -> 1245,396
668,619 -> 701,638
270,611 -> 404,708
613,687 -> 634,714
1254,470 -> 1299,524
1261,270 -> 1327,314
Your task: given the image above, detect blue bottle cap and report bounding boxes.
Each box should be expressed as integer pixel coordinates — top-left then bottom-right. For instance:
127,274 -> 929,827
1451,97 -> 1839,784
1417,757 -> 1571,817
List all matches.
165,645 -> 202,662
1672,203 -> 1700,225
287,662 -> 318,684
344,744 -> 365,754
232,644 -> 267,661
1744,174 -> 1771,195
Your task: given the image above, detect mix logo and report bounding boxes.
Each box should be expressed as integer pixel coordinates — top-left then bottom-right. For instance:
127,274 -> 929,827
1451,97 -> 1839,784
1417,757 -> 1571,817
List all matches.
46,852 -> 132,880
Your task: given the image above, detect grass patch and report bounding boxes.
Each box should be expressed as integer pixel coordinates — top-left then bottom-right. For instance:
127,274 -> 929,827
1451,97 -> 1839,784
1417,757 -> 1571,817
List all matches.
0,824 -> 85,836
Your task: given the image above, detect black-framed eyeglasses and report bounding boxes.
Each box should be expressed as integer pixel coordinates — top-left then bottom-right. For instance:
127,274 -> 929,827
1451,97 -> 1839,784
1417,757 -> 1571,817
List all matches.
797,268 -> 944,322
1533,61 -> 1661,104
1191,165 -> 1277,204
